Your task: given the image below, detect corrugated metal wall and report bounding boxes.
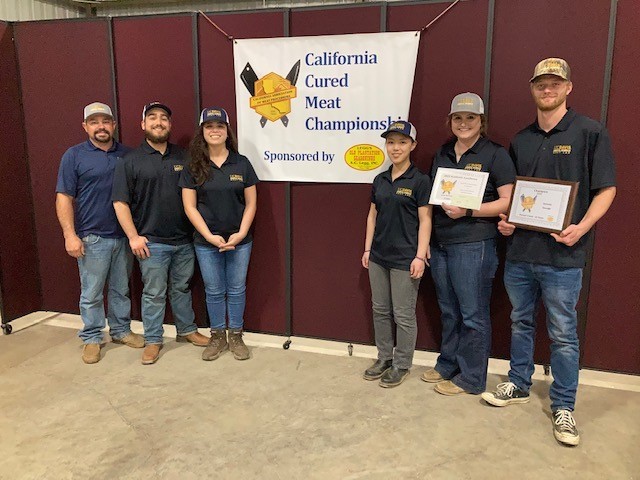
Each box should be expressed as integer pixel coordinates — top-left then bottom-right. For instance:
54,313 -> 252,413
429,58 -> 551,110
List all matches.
0,0 -> 82,21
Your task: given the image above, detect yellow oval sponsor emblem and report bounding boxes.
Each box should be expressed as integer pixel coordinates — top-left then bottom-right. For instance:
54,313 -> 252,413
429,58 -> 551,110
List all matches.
344,144 -> 384,171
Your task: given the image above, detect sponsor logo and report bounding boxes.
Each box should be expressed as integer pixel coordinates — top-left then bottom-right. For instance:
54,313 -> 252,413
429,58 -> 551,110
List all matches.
344,144 -> 384,171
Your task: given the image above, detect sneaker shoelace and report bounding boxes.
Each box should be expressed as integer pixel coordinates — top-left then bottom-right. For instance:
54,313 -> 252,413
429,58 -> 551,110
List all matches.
554,410 -> 576,432
495,382 -> 517,397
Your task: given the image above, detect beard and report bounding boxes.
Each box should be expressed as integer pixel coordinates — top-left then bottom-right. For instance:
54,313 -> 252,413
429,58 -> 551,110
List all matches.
534,94 -> 567,112
91,130 -> 112,144
144,128 -> 170,144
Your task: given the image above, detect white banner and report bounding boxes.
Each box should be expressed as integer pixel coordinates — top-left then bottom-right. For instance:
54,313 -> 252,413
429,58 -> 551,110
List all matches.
233,31 -> 420,183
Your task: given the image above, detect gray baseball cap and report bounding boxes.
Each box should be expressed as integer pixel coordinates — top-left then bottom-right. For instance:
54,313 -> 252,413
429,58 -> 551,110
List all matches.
84,102 -> 113,121
449,92 -> 485,115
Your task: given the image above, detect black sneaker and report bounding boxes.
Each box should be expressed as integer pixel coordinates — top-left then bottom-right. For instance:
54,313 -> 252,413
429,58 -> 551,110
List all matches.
363,359 -> 392,380
379,366 -> 410,388
481,382 -> 530,406
553,409 -> 580,446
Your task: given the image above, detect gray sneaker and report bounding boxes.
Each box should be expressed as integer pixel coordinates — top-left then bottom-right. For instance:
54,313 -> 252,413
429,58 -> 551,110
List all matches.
553,409 -> 580,446
228,328 -> 250,360
481,382 -> 530,406
202,329 -> 228,361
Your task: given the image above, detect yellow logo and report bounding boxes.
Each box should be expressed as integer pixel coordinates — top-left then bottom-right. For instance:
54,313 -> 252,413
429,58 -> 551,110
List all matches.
230,174 -> 243,182
173,165 -> 183,172
396,188 -> 412,197
465,163 -> 482,171
553,145 -> 572,154
249,72 -> 297,122
344,144 -> 384,171
520,194 -> 537,212
440,179 -> 456,194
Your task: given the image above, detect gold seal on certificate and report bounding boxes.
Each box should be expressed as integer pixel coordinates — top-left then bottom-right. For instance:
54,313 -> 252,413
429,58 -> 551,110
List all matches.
429,167 -> 489,210
507,176 -> 579,233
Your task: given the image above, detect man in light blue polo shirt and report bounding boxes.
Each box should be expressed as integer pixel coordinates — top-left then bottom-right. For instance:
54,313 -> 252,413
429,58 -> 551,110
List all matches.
56,102 -> 144,363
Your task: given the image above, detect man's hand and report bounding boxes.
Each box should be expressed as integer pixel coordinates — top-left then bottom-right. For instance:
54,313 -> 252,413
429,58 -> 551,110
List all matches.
130,235 -> 150,259
410,257 -> 425,279
65,235 -> 84,258
497,213 -> 516,236
550,224 -> 587,247
361,251 -> 370,269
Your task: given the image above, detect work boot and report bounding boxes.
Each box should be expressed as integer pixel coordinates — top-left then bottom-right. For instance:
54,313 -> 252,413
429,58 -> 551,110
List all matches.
82,343 -> 101,364
141,344 -> 162,365
202,329 -> 228,361
421,367 -> 444,383
112,332 -> 145,348
379,366 -> 410,388
363,359 -> 393,380
176,331 -> 209,347
435,380 -> 469,396
228,328 -> 250,360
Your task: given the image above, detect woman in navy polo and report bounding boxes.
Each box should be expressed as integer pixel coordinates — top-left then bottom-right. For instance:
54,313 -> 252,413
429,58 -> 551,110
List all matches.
361,121 -> 432,388
180,107 -> 258,362
424,93 -> 515,395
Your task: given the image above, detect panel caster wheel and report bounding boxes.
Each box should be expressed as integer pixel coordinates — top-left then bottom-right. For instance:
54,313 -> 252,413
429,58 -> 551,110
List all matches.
348,343 -> 353,356
283,339 -> 291,350
1,323 -> 12,335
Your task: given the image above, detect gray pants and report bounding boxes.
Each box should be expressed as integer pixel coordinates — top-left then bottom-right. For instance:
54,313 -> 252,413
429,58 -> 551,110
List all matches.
368,260 -> 421,369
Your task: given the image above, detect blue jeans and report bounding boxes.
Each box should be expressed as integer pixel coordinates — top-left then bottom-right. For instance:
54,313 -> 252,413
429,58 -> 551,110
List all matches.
138,242 -> 197,344
504,261 -> 582,411
195,242 -> 252,330
430,239 -> 498,393
77,235 -> 133,344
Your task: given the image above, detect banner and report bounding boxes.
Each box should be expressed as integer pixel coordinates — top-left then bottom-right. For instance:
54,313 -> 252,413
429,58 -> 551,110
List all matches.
233,31 -> 420,183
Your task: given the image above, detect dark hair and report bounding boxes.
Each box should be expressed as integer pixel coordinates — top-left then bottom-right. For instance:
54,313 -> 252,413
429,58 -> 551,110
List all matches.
188,123 -> 238,186
445,113 -> 488,137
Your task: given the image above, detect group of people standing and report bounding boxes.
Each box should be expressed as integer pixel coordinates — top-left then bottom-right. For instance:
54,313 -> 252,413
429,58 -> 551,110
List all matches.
56,102 -> 257,366
362,58 -> 616,447
56,57 -> 615,448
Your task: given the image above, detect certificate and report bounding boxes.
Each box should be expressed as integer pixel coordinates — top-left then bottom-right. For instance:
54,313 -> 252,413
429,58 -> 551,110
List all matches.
429,167 -> 489,210
507,176 -> 578,233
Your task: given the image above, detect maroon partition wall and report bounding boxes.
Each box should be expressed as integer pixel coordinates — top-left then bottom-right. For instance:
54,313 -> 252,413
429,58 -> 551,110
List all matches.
198,10 -> 288,333
583,0 -> 640,374
387,0 -> 491,352
0,22 -> 41,321
289,5 -> 382,343
490,0 -> 613,365
13,19 -> 114,314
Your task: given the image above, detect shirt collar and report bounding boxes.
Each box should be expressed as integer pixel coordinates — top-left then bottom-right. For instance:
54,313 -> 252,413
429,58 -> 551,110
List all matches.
84,139 -> 120,153
533,108 -> 576,134
141,139 -> 173,155
382,162 -> 417,181
444,136 -> 488,159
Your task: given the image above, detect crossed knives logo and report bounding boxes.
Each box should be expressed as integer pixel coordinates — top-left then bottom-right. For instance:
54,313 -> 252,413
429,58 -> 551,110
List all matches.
240,60 -> 301,128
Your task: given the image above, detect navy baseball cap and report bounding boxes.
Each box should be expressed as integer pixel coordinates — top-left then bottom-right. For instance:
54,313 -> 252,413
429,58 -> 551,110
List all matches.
381,120 -> 417,142
142,102 -> 172,120
199,107 -> 229,125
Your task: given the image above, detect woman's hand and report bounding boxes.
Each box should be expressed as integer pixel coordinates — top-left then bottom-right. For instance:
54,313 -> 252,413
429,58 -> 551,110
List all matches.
442,203 -> 465,220
207,234 -> 227,248
497,213 -> 516,236
410,257 -> 425,279
361,251 -> 370,269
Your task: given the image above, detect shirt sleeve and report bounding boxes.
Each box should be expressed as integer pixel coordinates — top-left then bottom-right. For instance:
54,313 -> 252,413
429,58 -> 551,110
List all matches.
243,157 -> 260,187
589,126 -> 617,190
415,173 -> 432,207
178,166 -> 197,189
490,146 -> 517,188
55,148 -> 77,197
111,156 -> 132,203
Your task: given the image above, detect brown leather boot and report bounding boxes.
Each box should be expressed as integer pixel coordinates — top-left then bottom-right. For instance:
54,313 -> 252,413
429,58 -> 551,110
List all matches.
112,332 -> 145,348
82,343 -> 101,364
228,329 -> 250,360
141,344 -> 162,365
202,329 -> 228,361
176,331 -> 209,347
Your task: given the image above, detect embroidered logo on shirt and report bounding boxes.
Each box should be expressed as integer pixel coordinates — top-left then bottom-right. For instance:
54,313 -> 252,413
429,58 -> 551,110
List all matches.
230,174 -> 244,182
553,145 -> 572,154
173,165 -> 184,172
464,163 -> 482,171
396,187 -> 412,197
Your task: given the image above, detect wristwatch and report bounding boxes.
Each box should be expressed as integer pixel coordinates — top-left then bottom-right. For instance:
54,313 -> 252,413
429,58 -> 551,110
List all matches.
465,209 -> 473,217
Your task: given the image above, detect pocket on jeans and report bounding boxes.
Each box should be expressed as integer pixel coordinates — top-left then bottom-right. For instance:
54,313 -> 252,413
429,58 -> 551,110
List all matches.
82,234 -> 100,245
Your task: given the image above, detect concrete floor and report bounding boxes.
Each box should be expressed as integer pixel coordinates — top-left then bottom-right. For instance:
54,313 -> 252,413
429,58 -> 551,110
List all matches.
0,323 -> 638,480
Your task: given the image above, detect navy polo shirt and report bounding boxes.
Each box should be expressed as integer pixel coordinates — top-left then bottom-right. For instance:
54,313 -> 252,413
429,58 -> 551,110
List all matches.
112,141 -> 193,245
56,140 -> 131,239
431,137 -> 516,245
507,109 -> 616,268
370,163 -> 431,271
179,151 -> 259,245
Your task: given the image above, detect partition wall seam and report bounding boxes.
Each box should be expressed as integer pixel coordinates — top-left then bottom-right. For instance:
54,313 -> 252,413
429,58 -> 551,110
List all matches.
600,0 -> 618,126
192,12 -> 201,121
483,0 -> 495,117
107,17 -> 119,139
380,3 -> 387,32
284,8 -> 293,338
10,22 -> 43,312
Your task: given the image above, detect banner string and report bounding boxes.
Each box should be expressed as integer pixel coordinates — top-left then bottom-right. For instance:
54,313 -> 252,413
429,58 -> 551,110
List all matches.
418,0 -> 461,34
198,10 -> 235,42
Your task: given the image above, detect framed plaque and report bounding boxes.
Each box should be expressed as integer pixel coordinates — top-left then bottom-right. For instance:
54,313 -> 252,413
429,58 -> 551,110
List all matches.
506,176 -> 579,233
429,167 -> 489,211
